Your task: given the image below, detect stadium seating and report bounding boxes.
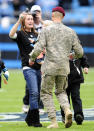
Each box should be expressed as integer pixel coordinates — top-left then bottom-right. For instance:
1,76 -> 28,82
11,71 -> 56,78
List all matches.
0,0 -> 94,68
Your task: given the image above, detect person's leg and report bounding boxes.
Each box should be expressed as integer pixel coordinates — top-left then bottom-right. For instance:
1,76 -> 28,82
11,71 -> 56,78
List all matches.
23,69 -> 42,127
22,84 -> 29,113
37,70 -> 44,106
37,70 -> 45,114
25,108 -> 42,127
60,86 -> 71,123
23,84 -> 29,105
55,76 -> 72,128
23,69 -> 39,110
70,83 -> 84,124
41,75 -> 58,128
60,106 -> 65,123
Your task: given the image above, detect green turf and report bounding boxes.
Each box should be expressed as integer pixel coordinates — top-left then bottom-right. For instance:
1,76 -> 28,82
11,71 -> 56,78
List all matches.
0,68 -> 94,131
81,68 -> 94,108
54,68 -> 94,110
0,69 -> 25,112
0,122 -> 94,131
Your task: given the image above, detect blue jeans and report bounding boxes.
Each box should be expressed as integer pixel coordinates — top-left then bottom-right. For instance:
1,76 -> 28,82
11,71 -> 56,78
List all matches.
23,68 -> 41,110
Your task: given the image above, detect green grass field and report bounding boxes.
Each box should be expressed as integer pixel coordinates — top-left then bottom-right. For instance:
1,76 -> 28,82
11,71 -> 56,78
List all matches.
0,68 -> 94,131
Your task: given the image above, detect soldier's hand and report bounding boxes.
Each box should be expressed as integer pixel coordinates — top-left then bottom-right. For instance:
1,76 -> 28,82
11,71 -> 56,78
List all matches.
37,52 -> 44,59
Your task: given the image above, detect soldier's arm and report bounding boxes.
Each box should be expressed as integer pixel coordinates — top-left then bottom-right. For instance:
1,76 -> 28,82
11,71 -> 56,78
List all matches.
29,28 -> 47,62
72,30 -> 84,58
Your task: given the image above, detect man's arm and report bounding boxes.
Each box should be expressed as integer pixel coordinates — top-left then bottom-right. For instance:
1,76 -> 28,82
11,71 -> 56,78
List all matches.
80,54 -> 89,74
80,55 -> 89,68
72,30 -> 84,58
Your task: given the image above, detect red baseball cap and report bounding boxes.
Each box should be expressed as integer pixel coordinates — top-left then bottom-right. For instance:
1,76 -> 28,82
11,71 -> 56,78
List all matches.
52,6 -> 65,16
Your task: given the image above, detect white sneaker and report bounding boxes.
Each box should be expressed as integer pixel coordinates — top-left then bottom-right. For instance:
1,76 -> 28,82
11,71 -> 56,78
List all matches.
39,109 -> 45,115
22,105 -> 29,113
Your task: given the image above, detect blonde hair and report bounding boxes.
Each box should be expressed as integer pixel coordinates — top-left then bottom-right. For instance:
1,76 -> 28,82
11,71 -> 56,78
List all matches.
20,13 -> 37,34
52,12 -> 63,19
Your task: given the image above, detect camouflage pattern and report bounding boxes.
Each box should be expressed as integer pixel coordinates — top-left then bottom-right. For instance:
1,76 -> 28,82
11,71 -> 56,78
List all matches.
41,75 -> 70,119
29,22 -> 84,120
30,22 -> 83,76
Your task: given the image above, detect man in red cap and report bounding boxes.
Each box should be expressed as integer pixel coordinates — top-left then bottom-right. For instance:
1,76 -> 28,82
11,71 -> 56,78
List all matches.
29,6 -> 84,128
52,6 -> 65,16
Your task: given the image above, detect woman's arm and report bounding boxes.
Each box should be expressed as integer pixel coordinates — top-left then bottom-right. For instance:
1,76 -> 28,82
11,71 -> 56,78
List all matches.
9,19 -> 20,38
9,12 -> 26,38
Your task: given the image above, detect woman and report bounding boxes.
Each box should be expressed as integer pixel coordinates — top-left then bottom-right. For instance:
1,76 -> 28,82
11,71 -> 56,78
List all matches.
9,12 -> 42,127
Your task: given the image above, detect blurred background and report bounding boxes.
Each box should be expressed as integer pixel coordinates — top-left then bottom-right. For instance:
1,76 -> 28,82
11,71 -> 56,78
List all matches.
0,0 -> 94,68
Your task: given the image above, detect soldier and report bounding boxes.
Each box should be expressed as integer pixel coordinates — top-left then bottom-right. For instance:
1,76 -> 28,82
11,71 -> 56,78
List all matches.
29,6 -> 84,128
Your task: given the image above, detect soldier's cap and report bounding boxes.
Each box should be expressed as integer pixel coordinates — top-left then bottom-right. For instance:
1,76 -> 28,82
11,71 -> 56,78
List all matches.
30,5 -> 41,13
52,6 -> 65,16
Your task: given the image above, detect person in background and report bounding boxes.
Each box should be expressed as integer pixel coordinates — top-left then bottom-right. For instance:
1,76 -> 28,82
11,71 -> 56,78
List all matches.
61,53 -> 89,125
79,0 -> 90,6
9,12 -> 42,127
22,5 -> 45,114
24,0 -> 37,9
58,0 -> 72,10
30,5 -> 43,33
29,6 -> 84,128
0,59 -> 9,88
12,0 -> 21,18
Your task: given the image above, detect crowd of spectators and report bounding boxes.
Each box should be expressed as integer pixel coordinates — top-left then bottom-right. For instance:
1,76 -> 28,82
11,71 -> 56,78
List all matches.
0,0 -> 94,26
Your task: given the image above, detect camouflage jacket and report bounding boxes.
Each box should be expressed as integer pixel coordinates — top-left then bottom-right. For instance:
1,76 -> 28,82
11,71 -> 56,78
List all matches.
29,22 -> 83,76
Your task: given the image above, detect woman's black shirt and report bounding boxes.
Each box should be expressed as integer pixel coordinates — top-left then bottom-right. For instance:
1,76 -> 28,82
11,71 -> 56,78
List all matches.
12,30 -> 41,70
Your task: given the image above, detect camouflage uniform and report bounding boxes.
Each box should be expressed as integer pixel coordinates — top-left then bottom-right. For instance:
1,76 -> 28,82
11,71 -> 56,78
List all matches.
29,22 -> 83,120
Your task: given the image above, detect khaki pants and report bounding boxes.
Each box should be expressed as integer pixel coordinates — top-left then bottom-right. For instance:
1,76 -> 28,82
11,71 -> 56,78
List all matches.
40,75 -> 70,120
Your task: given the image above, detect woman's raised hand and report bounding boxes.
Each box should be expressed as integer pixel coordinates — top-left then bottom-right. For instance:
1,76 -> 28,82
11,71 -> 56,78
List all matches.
19,12 -> 27,22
